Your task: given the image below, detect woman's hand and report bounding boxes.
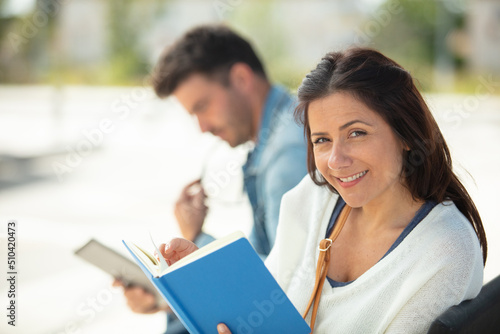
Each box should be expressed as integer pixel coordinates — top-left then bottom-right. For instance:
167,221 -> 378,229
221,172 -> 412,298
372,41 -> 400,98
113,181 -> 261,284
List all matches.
217,323 -> 232,333
159,238 -> 199,266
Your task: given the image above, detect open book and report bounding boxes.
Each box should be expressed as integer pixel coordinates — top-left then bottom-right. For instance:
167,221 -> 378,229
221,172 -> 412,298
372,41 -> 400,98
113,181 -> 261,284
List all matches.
123,231 -> 310,334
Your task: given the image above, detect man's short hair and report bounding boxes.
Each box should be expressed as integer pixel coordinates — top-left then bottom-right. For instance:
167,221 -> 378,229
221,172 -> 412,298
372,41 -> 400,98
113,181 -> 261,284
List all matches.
151,25 -> 267,97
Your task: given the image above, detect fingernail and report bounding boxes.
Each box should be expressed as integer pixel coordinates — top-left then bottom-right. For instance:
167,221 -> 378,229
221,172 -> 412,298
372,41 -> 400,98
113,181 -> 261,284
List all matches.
217,324 -> 228,333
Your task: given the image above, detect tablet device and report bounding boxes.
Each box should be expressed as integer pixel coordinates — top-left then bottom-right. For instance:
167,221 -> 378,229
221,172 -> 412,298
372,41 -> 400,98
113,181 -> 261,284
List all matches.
74,238 -> 168,308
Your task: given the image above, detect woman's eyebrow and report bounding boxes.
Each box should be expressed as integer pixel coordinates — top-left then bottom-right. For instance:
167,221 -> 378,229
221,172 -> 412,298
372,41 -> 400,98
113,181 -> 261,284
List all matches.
310,132 -> 328,137
339,119 -> 372,131
311,120 -> 373,136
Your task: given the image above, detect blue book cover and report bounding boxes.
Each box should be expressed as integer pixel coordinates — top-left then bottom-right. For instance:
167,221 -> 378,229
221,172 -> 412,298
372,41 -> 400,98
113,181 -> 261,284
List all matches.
123,232 -> 311,334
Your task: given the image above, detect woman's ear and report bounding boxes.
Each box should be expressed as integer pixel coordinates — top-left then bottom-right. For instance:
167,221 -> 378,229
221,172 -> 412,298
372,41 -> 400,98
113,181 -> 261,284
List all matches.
402,140 -> 410,152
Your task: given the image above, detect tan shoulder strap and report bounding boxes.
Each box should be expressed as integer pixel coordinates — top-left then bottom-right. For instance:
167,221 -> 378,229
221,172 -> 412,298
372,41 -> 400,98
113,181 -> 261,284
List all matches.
302,205 -> 352,333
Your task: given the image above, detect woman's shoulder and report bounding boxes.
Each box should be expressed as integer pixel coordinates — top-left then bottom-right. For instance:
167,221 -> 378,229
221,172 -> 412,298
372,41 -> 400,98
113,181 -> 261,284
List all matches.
426,202 -> 479,240
415,201 -> 483,266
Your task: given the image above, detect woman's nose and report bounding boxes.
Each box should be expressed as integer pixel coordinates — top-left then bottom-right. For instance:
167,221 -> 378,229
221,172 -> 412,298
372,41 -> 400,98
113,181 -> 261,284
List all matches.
327,141 -> 351,171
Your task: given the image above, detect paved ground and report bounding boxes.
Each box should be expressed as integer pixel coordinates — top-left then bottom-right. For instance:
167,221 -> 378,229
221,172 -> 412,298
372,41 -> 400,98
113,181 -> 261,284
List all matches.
0,86 -> 498,333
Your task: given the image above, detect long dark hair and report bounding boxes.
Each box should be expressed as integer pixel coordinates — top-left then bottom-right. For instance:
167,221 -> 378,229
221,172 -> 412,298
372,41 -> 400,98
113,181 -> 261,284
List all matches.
295,48 -> 487,264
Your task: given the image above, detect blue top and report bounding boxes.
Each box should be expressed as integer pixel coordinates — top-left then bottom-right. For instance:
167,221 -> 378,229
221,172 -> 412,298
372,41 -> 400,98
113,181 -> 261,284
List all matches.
325,198 -> 437,288
242,85 -> 307,257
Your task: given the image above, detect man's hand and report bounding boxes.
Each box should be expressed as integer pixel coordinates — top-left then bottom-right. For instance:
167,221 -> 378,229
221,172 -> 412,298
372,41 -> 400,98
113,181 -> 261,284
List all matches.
174,179 -> 208,241
113,279 -> 168,314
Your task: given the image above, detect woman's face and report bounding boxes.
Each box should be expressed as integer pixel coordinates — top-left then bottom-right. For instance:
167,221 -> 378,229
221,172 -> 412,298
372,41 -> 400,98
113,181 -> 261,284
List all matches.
308,92 -> 407,208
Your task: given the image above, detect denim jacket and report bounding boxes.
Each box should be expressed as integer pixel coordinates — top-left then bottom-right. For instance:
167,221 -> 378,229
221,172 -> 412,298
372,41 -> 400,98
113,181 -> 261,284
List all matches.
243,85 -> 307,257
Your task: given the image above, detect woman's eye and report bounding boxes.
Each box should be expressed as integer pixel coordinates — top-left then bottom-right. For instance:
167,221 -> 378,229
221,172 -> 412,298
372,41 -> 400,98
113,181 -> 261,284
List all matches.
349,130 -> 366,138
313,137 -> 329,144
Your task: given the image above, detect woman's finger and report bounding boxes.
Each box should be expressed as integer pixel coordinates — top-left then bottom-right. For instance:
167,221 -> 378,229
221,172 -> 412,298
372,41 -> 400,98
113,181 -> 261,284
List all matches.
217,323 -> 231,334
159,238 -> 199,266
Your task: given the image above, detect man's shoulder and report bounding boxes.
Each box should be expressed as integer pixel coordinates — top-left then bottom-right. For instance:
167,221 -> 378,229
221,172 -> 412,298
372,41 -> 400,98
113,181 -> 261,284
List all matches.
259,92 -> 306,170
265,96 -> 305,153
268,85 -> 298,127
270,84 -> 296,106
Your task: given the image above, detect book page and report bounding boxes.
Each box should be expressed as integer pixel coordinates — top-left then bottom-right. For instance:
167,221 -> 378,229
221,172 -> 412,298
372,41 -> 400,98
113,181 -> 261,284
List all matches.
125,242 -> 160,276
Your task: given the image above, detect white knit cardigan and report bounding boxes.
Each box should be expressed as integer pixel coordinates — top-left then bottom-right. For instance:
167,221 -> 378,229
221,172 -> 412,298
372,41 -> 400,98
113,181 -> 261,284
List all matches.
265,176 -> 484,333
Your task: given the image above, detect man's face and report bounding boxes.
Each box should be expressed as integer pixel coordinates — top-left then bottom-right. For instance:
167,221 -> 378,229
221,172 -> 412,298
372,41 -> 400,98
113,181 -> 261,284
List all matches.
173,73 -> 253,147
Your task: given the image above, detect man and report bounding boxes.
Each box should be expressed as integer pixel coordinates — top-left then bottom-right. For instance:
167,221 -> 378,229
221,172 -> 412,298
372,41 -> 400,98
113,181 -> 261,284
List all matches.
115,24 -> 307,333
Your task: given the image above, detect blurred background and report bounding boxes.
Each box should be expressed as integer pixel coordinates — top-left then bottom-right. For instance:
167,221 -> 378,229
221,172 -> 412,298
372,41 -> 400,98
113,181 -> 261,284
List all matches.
0,0 -> 499,333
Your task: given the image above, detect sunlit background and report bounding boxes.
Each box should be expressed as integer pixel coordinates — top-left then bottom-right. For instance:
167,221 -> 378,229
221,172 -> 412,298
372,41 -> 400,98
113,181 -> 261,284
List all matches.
0,0 -> 499,333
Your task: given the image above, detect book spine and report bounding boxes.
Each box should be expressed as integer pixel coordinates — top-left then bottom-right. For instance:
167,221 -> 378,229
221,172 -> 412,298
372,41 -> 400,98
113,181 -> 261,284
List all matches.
153,276 -> 202,334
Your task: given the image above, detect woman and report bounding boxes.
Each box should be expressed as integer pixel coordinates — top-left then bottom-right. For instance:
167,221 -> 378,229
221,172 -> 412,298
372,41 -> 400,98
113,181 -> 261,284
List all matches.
161,48 -> 487,333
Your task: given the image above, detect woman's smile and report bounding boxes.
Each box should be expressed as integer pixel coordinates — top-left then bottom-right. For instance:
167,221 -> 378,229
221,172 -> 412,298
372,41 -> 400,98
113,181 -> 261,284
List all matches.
335,170 -> 368,188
